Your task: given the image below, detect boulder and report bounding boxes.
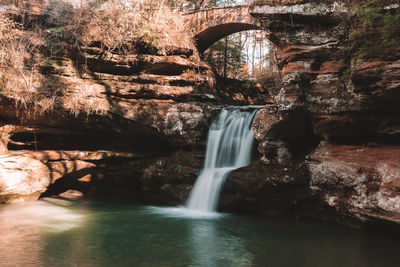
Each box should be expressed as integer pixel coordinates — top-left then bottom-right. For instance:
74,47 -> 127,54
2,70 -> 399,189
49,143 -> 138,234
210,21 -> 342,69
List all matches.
252,104 -> 317,162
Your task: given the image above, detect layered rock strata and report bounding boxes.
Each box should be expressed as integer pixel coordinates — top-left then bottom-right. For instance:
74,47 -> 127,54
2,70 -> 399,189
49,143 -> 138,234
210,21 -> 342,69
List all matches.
221,0 -> 400,225
1,0 -> 400,228
0,4 -> 216,203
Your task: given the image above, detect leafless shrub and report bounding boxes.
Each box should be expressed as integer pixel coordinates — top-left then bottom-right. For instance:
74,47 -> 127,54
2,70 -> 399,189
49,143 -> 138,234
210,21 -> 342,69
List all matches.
79,0 -> 194,54
39,0 -> 194,55
0,11 -> 58,115
0,0 -> 195,116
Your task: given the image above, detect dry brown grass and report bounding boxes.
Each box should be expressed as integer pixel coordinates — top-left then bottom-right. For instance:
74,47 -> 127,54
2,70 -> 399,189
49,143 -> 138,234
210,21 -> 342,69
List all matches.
59,77 -> 110,116
86,0 -> 193,54
0,0 -> 195,116
42,0 -> 194,55
0,11 -> 60,115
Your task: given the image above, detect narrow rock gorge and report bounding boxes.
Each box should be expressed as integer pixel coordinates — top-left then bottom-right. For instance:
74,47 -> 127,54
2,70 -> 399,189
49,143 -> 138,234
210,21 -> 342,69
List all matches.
1,0 -> 399,228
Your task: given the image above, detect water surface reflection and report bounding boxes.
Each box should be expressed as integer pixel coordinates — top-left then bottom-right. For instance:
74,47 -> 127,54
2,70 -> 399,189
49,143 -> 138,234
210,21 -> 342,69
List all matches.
0,199 -> 399,267
0,198 -> 88,266
188,218 -> 253,266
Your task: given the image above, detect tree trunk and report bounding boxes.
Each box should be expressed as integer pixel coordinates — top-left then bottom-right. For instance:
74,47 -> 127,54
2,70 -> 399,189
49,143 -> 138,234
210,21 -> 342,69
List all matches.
223,36 -> 228,78
195,0 -> 208,10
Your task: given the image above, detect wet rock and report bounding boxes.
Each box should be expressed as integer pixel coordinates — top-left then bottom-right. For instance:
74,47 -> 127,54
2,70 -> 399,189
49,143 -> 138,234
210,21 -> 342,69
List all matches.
58,190 -> 84,200
220,160 -> 322,217
88,149 -> 204,205
0,153 -> 50,203
351,60 -> 400,109
307,143 -> 400,224
0,4 -> 218,204
252,104 -> 317,162
0,148 -> 142,203
244,1 -> 400,227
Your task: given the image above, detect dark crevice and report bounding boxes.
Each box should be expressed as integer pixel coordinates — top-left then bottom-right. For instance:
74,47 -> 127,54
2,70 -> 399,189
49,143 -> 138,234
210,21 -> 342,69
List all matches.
86,58 -> 141,76
40,167 -> 96,198
144,64 -> 188,76
169,80 -> 196,87
7,129 -> 173,152
264,14 -> 344,31
329,133 -> 400,146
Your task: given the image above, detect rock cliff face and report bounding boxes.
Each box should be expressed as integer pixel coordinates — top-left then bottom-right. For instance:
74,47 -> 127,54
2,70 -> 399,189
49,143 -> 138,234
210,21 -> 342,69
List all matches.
220,0 -> 400,225
1,0 -> 400,227
308,143 -> 400,224
0,3 -> 217,203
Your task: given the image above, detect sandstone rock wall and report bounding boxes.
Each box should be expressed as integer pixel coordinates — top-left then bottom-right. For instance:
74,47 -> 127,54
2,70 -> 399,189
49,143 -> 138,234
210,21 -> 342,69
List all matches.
221,0 -> 400,225
1,0 -> 400,228
0,4 -> 218,203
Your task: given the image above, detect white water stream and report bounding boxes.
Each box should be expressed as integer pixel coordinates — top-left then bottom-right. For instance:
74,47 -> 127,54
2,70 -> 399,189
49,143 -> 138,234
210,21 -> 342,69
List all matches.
186,108 -> 257,212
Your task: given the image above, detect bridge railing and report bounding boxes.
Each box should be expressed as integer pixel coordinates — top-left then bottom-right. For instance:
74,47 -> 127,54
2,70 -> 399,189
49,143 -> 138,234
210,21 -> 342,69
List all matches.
182,4 -> 249,15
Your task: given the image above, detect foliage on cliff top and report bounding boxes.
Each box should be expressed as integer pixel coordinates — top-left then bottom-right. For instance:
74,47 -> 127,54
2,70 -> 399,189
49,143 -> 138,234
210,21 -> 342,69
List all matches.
251,0 -> 399,7
0,11 -> 56,114
251,0 -> 336,7
0,0 -> 195,116
42,0 -> 194,54
349,0 -> 400,60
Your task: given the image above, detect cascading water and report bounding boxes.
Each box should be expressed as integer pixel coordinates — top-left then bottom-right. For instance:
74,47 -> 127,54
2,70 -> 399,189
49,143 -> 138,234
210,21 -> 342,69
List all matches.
186,108 -> 257,212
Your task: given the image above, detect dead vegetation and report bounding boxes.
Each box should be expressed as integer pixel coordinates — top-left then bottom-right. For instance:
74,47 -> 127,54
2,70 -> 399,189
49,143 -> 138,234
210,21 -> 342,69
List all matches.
0,0 -> 195,116
40,0 -> 194,54
0,11 -> 57,115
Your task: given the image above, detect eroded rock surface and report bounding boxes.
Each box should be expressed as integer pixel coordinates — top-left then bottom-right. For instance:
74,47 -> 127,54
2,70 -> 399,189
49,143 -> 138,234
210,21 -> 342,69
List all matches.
1,0 -> 400,229
0,4 -> 217,203
308,143 -> 400,224
221,0 -> 400,226
252,104 -> 317,162
220,160 -> 320,218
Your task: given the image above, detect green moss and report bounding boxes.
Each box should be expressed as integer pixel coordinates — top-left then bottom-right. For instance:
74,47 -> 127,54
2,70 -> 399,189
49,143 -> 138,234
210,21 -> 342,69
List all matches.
172,150 -> 195,165
185,185 -> 193,190
46,26 -> 68,33
251,0 -> 310,6
349,0 -> 400,61
161,184 -> 171,191
41,58 -> 57,67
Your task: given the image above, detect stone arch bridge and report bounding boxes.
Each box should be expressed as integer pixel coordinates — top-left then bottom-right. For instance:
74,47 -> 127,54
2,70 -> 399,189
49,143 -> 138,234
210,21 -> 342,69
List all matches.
183,5 -> 262,53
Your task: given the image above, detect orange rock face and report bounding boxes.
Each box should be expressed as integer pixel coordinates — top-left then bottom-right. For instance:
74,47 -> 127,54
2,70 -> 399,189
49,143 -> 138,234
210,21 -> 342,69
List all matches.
1,0 -> 399,228
0,153 -> 50,203
0,150 -> 109,203
237,1 -> 400,226
308,143 -> 400,224
0,4 -> 219,203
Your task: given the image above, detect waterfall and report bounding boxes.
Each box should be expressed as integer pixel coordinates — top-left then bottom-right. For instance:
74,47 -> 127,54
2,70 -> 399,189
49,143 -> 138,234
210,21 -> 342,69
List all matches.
186,108 -> 257,212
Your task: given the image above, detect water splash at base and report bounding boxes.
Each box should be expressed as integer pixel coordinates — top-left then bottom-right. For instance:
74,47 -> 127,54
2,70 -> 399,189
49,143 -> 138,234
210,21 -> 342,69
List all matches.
186,108 -> 257,212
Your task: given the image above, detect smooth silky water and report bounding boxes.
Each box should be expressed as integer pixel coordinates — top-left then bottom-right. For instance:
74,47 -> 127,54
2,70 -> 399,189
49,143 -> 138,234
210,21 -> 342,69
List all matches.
1,108 -> 399,266
0,198 -> 399,267
187,108 -> 257,212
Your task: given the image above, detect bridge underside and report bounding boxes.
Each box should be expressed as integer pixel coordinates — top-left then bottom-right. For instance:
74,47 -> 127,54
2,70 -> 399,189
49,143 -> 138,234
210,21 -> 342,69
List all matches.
195,23 -> 261,53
